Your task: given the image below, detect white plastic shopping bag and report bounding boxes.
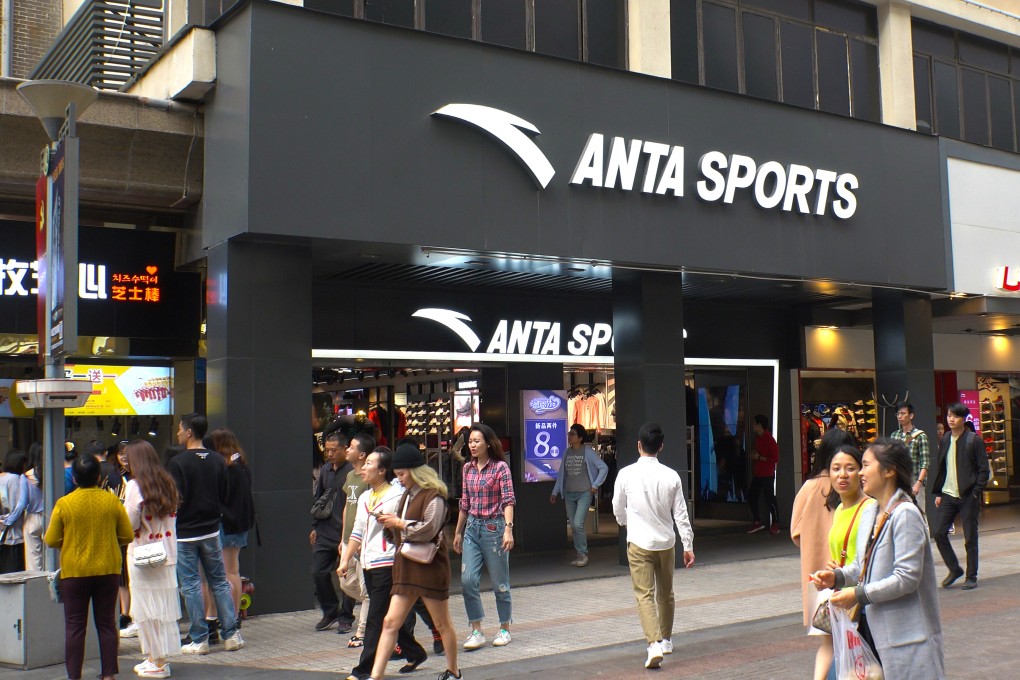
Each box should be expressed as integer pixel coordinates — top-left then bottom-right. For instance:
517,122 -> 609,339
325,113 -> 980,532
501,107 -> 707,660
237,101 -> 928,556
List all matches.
830,604 -> 884,680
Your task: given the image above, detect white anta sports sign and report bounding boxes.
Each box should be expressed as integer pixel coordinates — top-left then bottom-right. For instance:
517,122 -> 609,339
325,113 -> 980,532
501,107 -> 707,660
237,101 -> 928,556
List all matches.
433,104 -> 859,219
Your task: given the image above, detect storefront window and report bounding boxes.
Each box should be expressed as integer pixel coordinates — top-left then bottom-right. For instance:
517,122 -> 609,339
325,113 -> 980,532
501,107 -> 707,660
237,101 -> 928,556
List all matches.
798,370 -> 876,473
424,0 -> 473,39
672,0 -> 880,122
695,375 -> 748,503
535,0 -> 581,60
480,0 -> 527,50
974,375 -> 1016,504
913,18 -> 1020,153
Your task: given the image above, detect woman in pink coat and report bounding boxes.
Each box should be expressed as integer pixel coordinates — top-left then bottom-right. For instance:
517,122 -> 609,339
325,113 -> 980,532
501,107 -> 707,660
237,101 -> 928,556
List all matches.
790,428 -> 855,680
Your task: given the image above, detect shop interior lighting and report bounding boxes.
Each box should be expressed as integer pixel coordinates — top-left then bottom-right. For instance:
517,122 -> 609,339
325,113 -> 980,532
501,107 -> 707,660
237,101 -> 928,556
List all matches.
148,418 -> 158,437
110,418 -> 120,438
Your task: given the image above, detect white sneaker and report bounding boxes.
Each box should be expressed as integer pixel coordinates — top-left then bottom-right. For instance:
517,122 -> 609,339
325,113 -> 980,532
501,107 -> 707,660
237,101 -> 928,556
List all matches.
224,631 -> 246,651
134,659 -> 155,673
492,629 -> 512,647
120,622 -> 140,638
180,640 -> 209,655
645,641 -> 663,669
660,638 -> 673,654
463,630 -> 486,650
136,661 -> 171,678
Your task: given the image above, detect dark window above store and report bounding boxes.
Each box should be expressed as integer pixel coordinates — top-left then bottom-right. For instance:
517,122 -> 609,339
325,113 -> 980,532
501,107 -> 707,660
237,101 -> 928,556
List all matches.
304,0 -> 626,69
913,18 -> 1020,153
670,0 -> 879,122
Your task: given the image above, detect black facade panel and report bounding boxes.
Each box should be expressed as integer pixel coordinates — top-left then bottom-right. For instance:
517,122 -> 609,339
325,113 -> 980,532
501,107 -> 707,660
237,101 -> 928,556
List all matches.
209,2 -> 947,291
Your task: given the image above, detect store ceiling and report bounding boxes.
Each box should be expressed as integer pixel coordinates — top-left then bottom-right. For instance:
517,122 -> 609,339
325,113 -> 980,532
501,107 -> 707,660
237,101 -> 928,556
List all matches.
307,238 -> 1017,332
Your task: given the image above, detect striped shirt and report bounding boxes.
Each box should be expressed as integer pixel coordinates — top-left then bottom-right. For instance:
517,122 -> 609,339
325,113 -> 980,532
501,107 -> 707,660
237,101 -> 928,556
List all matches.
459,458 -> 515,519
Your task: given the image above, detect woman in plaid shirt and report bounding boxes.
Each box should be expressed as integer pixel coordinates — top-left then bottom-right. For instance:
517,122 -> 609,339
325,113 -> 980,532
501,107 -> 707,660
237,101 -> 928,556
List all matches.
453,423 -> 516,650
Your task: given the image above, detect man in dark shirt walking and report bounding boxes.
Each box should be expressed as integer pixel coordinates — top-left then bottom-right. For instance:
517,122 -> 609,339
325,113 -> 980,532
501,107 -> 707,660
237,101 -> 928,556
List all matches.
310,431 -> 355,632
169,413 -> 245,654
933,402 -> 989,590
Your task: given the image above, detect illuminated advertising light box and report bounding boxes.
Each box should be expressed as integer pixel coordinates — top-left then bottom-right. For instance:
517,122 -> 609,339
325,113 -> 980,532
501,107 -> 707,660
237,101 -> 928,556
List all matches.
520,389 -> 568,483
63,364 -> 174,416
0,379 -> 34,417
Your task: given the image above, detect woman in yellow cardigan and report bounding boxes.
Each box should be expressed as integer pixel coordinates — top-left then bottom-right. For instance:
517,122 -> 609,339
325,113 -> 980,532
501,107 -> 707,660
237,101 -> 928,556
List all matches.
46,454 -> 133,680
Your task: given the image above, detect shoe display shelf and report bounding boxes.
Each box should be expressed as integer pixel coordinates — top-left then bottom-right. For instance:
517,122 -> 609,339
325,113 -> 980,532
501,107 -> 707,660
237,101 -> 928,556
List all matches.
979,393 -> 1011,505
403,393 -> 455,477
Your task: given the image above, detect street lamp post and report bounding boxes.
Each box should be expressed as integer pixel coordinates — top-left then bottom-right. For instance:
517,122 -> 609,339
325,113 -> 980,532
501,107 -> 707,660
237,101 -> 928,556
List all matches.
17,80 -> 97,571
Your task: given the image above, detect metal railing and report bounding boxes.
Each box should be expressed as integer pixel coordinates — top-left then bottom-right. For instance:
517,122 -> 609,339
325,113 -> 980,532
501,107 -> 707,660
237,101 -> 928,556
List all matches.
30,0 -> 164,92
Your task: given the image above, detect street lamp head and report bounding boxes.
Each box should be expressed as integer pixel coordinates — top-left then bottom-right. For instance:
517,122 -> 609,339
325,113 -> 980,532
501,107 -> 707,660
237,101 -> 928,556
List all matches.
16,79 -> 99,141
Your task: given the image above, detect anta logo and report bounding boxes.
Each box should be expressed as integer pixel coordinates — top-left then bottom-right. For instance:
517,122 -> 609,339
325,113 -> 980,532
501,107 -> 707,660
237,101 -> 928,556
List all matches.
433,103 -> 859,219
412,308 -> 613,357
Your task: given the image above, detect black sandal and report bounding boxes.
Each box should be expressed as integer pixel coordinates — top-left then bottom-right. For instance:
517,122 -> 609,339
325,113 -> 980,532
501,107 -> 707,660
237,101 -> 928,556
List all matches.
347,636 -> 364,648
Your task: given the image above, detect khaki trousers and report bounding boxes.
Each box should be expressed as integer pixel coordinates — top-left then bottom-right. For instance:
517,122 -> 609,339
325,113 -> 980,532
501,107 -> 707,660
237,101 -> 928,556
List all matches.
627,542 -> 675,644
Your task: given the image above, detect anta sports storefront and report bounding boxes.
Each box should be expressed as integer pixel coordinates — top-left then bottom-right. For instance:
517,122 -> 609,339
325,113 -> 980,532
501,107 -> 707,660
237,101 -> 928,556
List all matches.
200,1 -> 947,613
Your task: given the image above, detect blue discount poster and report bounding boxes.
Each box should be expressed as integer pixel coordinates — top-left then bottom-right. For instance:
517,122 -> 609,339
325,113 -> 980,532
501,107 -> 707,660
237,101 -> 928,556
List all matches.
521,389 -> 568,483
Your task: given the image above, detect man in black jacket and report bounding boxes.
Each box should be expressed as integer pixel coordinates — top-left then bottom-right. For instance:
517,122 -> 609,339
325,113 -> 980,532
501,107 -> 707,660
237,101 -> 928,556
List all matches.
932,402 -> 989,591
169,413 -> 245,653
310,431 -> 353,632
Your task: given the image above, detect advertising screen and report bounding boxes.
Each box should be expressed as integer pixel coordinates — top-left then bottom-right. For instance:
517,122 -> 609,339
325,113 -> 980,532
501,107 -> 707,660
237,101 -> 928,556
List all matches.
521,389 -> 568,483
0,379 -> 33,418
63,364 -> 174,416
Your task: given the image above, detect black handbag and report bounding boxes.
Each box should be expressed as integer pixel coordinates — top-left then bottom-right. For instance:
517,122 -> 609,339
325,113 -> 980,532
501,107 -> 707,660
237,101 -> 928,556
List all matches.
310,471 -> 343,520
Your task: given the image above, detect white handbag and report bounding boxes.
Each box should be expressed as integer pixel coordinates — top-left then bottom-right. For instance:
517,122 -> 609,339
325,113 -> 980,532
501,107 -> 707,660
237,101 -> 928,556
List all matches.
132,540 -> 168,567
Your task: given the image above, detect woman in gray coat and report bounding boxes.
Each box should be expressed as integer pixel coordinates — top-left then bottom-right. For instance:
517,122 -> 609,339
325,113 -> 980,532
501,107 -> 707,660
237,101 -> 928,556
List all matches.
811,438 -> 945,680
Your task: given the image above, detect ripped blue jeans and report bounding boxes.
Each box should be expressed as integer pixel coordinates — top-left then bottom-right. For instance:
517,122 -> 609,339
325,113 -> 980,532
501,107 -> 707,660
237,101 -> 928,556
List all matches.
460,515 -> 512,625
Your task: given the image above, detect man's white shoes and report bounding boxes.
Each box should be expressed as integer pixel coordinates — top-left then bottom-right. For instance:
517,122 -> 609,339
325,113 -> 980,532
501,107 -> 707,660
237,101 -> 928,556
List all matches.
645,641 -> 663,669
660,638 -> 673,654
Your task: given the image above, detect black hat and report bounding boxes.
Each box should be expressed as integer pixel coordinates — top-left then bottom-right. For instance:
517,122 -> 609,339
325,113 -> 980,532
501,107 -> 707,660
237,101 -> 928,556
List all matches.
392,443 -> 425,470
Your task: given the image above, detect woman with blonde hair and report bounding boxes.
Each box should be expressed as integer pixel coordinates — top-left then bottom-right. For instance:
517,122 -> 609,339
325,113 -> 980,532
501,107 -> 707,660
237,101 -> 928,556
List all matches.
370,443 -> 460,679
124,440 -> 182,678
209,428 -> 255,618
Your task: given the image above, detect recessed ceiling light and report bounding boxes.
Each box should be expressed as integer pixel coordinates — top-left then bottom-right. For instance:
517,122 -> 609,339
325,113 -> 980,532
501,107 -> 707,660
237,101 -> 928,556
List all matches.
359,252 -> 381,259
466,259 -> 489,266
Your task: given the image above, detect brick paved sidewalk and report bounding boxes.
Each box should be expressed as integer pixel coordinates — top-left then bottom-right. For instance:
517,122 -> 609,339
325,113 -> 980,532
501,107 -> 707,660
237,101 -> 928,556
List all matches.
4,529 -> 1018,679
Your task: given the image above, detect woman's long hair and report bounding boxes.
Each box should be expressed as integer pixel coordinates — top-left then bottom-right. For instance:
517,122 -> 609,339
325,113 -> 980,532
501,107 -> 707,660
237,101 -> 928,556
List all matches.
210,427 -> 247,467
125,440 -> 180,517
469,423 -> 506,463
406,464 -> 448,497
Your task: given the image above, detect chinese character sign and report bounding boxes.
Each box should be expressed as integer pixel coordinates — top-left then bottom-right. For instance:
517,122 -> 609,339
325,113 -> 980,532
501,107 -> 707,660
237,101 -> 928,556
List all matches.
49,140 -> 67,356
521,389 -> 568,483
958,390 -> 981,436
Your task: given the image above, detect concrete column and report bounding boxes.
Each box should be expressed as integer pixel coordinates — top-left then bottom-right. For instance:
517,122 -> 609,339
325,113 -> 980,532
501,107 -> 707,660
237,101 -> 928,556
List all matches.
612,270 -> 686,562
206,238 -> 312,614
480,363 -> 565,552
872,290 -> 936,514
628,0 -> 671,78
877,1 -> 916,130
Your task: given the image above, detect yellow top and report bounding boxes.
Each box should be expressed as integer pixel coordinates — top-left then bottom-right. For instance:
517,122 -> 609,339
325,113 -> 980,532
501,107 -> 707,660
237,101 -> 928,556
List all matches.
828,497 -> 876,567
44,488 -> 133,578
